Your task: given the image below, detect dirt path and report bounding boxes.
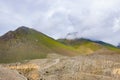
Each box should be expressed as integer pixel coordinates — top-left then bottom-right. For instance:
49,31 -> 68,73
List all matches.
41,59 -> 60,70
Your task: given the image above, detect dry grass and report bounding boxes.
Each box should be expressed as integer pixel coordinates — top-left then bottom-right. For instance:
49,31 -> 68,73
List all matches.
6,63 -> 39,80
2,53 -> 120,80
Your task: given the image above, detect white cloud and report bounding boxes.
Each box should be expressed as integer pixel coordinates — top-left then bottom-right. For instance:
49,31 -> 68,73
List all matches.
0,0 -> 120,45
113,18 -> 120,32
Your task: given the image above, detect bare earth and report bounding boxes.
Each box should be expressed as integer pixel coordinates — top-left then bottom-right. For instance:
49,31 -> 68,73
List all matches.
0,53 -> 120,80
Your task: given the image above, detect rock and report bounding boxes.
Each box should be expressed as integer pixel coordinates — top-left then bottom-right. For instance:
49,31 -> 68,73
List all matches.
0,67 -> 27,80
2,53 -> 120,80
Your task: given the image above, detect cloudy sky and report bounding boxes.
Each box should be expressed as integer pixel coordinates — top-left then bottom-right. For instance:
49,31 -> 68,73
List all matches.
0,0 -> 120,46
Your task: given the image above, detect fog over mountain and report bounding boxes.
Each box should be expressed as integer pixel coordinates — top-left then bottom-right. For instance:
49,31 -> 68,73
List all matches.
0,0 -> 120,45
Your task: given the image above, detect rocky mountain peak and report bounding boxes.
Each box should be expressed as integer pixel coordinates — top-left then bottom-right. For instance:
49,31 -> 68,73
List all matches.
0,26 -> 32,40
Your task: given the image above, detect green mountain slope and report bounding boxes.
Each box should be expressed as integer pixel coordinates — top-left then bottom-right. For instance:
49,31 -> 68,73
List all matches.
0,26 -> 77,63
0,26 -> 120,63
58,38 -> 120,54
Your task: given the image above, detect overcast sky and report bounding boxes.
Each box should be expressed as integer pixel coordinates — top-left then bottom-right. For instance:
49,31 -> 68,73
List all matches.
0,0 -> 120,46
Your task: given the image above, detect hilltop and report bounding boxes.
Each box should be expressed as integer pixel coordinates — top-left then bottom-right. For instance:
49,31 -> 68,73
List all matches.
58,38 -> 120,54
0,26 -> 120,80
0,26 -> 120,63
0,26 -> 77,63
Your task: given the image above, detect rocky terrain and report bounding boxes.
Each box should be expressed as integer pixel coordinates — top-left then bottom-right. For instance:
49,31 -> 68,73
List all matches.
0,53 -> 120,80
0,27 -> 120,80
0,66 -> 27,80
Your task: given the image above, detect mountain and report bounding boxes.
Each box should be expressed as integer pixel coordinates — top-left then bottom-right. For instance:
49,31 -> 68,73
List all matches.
117,43 -> 120,48
0,26 -> 120,63
58,38 -> 120,54
0,26 -> 78,63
